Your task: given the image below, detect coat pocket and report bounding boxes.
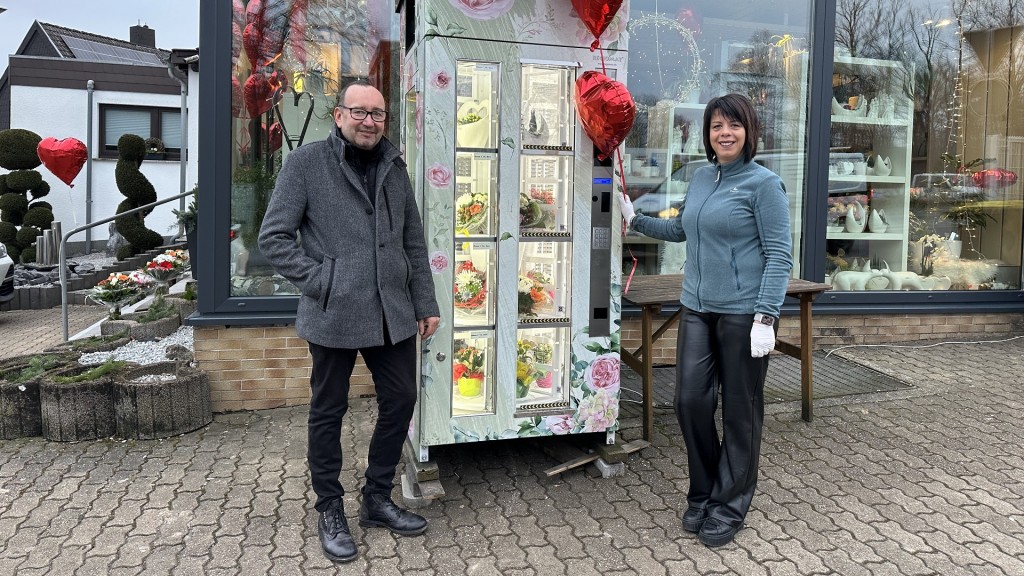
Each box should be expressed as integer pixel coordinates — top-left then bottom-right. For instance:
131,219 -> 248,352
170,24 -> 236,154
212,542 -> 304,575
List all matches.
319,256 -> 337,311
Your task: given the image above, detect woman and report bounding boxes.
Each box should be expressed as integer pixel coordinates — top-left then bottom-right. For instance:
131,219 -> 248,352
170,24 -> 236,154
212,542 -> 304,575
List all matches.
618,93 -> 793,547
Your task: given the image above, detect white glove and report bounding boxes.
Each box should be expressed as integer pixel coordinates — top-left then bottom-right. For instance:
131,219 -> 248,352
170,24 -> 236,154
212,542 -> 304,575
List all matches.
750,323 -> 775,358
618,193 -> 636,227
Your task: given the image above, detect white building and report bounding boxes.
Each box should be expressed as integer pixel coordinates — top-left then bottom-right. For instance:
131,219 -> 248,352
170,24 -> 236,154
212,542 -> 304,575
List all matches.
0,21 -> 197,250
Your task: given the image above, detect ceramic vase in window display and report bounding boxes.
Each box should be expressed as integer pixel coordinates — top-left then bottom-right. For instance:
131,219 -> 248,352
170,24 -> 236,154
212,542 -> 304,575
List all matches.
456,100 -> 490,148
868,208 -> 888,233
844,201 -> 867,233
868,155 -> 892,177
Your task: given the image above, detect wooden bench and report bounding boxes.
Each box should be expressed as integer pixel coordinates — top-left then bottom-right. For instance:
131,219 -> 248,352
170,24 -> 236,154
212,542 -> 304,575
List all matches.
620,275 -> 831,440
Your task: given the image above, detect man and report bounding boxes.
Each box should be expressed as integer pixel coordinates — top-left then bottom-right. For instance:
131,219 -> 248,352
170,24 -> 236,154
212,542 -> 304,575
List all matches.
258,80 -> 440,564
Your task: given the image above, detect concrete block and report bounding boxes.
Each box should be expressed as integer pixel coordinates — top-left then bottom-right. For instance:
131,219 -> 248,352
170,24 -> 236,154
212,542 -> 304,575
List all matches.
589,457 -> 625,478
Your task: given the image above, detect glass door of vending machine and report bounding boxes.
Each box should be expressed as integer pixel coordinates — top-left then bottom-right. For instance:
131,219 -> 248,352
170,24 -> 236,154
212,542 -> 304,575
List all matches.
407,39 -> 619,462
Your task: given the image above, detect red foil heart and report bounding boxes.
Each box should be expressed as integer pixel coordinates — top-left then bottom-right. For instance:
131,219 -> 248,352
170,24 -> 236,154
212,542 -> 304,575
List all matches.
264,122 -> 283,153
243,72 -> 275,118
571,0 -> 624,48
36,137 -> 87,188
574,71 -> 635,160
231,76 -> 243,118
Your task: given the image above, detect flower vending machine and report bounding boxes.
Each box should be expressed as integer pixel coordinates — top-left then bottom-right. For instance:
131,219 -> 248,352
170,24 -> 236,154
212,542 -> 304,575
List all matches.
399,0 -> 629,464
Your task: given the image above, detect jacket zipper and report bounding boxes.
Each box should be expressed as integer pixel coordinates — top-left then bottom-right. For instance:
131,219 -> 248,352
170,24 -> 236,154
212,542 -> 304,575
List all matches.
694,165 -> 725,312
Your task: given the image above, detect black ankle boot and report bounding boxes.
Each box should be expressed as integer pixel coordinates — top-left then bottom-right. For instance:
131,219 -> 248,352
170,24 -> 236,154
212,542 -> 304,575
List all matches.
359,493 -> 427,536
681,505 -> 708,533
319,499 -> 357,563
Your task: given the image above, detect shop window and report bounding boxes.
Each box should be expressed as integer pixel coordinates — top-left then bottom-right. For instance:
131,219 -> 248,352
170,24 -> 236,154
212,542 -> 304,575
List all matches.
827,3 -> 1023,291
99,105 -> 182,160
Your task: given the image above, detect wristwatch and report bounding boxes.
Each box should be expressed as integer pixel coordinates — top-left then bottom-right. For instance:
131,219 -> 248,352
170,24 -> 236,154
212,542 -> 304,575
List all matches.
753,313 -> 776,326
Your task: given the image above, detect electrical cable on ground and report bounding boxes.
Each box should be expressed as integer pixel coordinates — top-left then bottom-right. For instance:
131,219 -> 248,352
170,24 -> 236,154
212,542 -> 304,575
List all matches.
824,334 -> 1024,358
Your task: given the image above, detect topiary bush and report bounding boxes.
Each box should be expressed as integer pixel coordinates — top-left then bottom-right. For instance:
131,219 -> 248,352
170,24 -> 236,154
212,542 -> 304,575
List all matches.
0,128 -> 54,263
113,134 -> 164,260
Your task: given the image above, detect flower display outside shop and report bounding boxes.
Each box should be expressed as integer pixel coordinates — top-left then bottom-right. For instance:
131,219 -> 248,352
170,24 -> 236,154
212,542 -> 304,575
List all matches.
89,271 -> 153,319
452,341 -> 486,397
144,249 -> 190,284
455,192 -> 488,234
453,260 -> 487,311
518,269 -> 552,316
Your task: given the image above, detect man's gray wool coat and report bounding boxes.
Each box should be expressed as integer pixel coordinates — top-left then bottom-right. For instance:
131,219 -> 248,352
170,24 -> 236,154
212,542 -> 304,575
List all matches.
258,129 -> 440,349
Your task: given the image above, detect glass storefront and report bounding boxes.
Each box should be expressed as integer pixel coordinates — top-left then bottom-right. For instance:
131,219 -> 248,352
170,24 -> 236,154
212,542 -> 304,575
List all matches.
198,1 -> 1024,322
621,0 -> 1023,293
623,1 -> 813,278
225,0 -> 399,297
826,3 -> 1023,291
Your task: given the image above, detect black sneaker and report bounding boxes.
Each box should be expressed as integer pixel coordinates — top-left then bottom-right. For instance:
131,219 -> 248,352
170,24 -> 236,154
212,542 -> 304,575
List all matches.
358,493 -> 428,536
319,499 -> 357,563
697,517 -> 740,547
681,505 -> 708,533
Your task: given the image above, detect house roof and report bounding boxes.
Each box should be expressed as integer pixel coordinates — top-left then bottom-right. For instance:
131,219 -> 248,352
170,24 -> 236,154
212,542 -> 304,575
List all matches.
16,21 -> 169,67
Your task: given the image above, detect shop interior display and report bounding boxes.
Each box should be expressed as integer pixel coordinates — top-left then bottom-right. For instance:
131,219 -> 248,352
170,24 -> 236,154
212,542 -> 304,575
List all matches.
825,55 -> 915,287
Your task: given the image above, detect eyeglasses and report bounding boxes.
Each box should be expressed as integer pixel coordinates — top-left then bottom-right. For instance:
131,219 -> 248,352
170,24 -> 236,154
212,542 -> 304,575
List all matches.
340,106 -> 387,122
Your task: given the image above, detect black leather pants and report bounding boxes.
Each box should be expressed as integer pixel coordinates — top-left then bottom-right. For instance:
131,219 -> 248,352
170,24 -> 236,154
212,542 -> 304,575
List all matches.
674,308 -> 773,529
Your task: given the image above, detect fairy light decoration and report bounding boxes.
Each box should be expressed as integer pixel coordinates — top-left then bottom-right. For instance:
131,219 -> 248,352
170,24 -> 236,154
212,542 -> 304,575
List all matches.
626,12 -> 705,113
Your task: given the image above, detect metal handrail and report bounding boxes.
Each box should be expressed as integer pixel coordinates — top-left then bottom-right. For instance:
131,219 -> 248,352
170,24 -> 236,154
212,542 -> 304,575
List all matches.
59,190 -> 196,341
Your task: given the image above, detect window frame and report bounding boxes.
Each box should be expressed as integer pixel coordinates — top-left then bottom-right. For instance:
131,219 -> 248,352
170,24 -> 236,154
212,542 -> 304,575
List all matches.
98,104 -> 182,160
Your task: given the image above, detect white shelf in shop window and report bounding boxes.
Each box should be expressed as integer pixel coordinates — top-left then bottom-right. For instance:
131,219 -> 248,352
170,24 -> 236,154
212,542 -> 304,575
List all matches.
829,55 -> 914,275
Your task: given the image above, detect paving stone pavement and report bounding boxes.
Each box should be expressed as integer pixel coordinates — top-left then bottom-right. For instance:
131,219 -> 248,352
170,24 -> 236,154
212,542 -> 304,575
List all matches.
1,309 -> 1023,574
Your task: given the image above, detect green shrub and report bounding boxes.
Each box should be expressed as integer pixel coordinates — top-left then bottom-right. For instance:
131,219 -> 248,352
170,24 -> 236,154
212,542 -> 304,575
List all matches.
15,225 -> 40,246
22,206 -> 54,229
0,221 -> 16,244
52,360 -> 127,384
5,170 -> 43,192
0,192 -> 28,215
136,298 -> 178,323
30,181 -> 50,199
0,129 -> 43,170
3,355 -> 70,384
113,134 -> 163,260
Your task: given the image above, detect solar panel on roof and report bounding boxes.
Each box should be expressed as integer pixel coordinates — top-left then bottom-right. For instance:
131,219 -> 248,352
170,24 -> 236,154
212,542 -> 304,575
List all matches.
64,36 -> 163,66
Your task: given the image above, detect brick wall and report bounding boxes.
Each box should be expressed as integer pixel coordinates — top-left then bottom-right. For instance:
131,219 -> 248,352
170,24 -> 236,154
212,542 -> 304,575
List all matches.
619,312 -> 1024,366
193,326 -> 375,412
196,312 -> 1024,411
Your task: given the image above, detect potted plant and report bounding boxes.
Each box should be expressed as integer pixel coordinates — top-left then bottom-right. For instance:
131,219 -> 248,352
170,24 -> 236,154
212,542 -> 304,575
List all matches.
114,360 -> 212,440
144,137 -> 166,160
452,341 -> 485,397
0,351 -> 80,439
172,185 -> 199,276
39,359 -> 132,441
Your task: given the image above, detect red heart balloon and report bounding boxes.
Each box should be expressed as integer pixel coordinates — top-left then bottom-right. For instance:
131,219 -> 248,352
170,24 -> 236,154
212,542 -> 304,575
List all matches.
572,0 -> 624,48
231,76 -> 243,117
243,22 -> 264,66
574,71 -> 635,161
36,137 -> 87,188
243,72 -> 276,118
264,122 -> 283,153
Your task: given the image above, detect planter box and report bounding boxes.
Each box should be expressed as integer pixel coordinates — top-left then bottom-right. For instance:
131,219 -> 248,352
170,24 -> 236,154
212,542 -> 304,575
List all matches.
39,362 -> 136,442
164,297 -> 197,321
101,312 -> 180,341
0,352 -> 81,439
115,361 -> 212,439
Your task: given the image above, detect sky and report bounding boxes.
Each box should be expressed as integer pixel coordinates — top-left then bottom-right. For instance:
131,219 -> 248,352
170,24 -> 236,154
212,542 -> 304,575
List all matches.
0,1 -> 200,68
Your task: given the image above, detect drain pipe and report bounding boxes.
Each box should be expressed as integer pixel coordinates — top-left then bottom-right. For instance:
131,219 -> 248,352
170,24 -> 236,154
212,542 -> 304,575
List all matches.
85,79 -> 94,253
168,58 -> 190,238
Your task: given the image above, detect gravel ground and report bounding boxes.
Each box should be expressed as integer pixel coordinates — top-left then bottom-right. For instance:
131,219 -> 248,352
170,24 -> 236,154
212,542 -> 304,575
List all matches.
79,325 -> 194,365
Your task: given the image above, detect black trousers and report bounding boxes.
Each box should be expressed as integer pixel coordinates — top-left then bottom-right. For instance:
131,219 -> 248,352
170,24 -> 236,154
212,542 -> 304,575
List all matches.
675,308 -> 774,529
307,335 -> 417,512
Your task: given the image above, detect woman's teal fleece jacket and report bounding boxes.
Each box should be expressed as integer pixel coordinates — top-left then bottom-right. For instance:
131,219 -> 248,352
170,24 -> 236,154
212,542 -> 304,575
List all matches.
630,158 -> 793,318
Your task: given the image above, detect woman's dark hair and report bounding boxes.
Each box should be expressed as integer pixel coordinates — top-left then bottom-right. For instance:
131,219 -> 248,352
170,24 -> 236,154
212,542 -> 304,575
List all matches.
702,93 -> 760,164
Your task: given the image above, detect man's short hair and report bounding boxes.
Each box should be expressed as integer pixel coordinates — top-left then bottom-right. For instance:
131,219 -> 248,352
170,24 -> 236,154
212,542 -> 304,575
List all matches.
335,79 -> 374,109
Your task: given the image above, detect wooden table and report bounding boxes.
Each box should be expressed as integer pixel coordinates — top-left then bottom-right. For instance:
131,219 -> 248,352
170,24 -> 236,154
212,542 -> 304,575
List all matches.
620,275 -> 831,440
